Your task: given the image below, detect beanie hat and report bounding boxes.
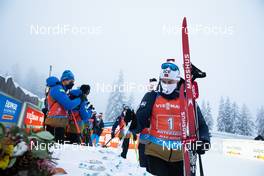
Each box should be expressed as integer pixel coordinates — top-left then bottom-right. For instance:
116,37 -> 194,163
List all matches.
61,70 -> 75,81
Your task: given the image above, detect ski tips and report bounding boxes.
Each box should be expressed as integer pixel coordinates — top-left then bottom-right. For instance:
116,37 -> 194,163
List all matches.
182,17 -> 187,27
182,17 -> 188,35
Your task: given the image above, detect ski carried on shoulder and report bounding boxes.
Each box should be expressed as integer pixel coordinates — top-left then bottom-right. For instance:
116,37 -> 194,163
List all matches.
180,17 -> 200,176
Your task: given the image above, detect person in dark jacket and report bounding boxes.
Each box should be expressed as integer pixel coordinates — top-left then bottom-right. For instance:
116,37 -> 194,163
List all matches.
136,60 -> 210,176
91,112 -> 104,146
138,78 -> 157,170
111,107 -> 137,159
83,105 -> 95,146
45,70 -> 81,143
66,84 -> 92,144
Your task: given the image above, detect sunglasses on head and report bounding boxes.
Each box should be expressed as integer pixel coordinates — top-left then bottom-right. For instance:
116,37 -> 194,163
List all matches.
161,63 -> 179,71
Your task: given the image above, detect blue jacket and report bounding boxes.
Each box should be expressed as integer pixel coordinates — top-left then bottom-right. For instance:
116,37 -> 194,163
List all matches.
46,76 -> 81,111
69,89 -> 92,122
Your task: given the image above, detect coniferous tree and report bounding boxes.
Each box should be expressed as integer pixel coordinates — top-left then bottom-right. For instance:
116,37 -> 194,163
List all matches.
201,100 -> 214,131
231,102 -> 240,134
105,71 -> 126,121
256,106 -> 264,137
223,98 -> 233,133
236,104 -> 254,136
217,97 -> 226,132
206,101 -> 214,131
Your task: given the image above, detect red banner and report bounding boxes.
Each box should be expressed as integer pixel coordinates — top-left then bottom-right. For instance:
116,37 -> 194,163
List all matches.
24,106 -> 44,130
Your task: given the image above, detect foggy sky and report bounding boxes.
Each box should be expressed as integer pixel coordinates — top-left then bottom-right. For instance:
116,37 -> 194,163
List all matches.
0,0 -> 263,124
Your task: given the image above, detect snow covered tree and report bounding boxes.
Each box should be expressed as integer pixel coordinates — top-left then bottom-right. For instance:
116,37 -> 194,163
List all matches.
236,104 -> 254,136
256,106 -> 264,137
201,100 -> 214,131
105,71 -> 126,122
217,97 -> 235,133
206,101 -> 214,131
201,101 -> 207,118
231,102 -> 240,134
217,97 -> 232,132
126,93 -> 135,109
217,97 -> 225,132
223,98 -> 233,133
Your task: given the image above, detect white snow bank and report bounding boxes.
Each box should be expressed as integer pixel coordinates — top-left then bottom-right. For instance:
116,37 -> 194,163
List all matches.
52,144 -> 151,176
199,150 -> 263,176
52,140 -> 263,176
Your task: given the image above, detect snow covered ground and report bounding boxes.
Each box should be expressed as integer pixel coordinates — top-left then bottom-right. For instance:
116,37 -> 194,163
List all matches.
200,151 -> 263,176
53,144 -> 151,176
53,137 -> 263,176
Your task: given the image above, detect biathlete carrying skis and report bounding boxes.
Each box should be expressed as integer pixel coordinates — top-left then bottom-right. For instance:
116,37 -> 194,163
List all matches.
135,59 -> 210,176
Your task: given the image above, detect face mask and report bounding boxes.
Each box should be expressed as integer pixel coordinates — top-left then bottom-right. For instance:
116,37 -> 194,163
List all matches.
66,82 -> 74,90
161,82 -> 177,95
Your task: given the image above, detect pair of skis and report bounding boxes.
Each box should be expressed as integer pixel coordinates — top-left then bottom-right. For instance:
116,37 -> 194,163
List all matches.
180,17 -> 205,176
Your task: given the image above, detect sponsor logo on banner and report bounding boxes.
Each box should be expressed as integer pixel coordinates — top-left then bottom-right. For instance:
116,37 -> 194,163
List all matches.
223,139 -> 264,161
24,106 -> 44,129
0,93 -> 22,126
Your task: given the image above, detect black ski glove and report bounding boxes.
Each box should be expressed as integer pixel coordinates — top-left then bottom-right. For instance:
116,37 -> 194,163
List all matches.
194,140 -> 210,155
89,104 -> 95,110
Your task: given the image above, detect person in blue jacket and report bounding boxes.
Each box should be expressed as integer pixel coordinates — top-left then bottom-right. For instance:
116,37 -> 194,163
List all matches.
90,112 -> 105,147
66,84 -> 92,144
45,70 -> 81,142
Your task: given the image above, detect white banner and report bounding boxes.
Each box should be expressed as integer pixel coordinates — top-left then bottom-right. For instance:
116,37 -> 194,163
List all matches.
223,139 -> 264,161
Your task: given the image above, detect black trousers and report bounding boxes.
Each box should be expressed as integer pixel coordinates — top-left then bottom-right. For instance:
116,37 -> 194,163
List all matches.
138,143 -> 151,172
147,155 -> 184,176
66,133 -> 81,144
138,143 -> 147,167
121,138 -> 130,158
46,125 -> 65,143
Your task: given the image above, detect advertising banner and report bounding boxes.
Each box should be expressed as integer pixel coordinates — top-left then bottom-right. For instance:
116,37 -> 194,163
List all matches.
223,139 -> 264,161
24,104 -> 44,131
0,93 -> 22,127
